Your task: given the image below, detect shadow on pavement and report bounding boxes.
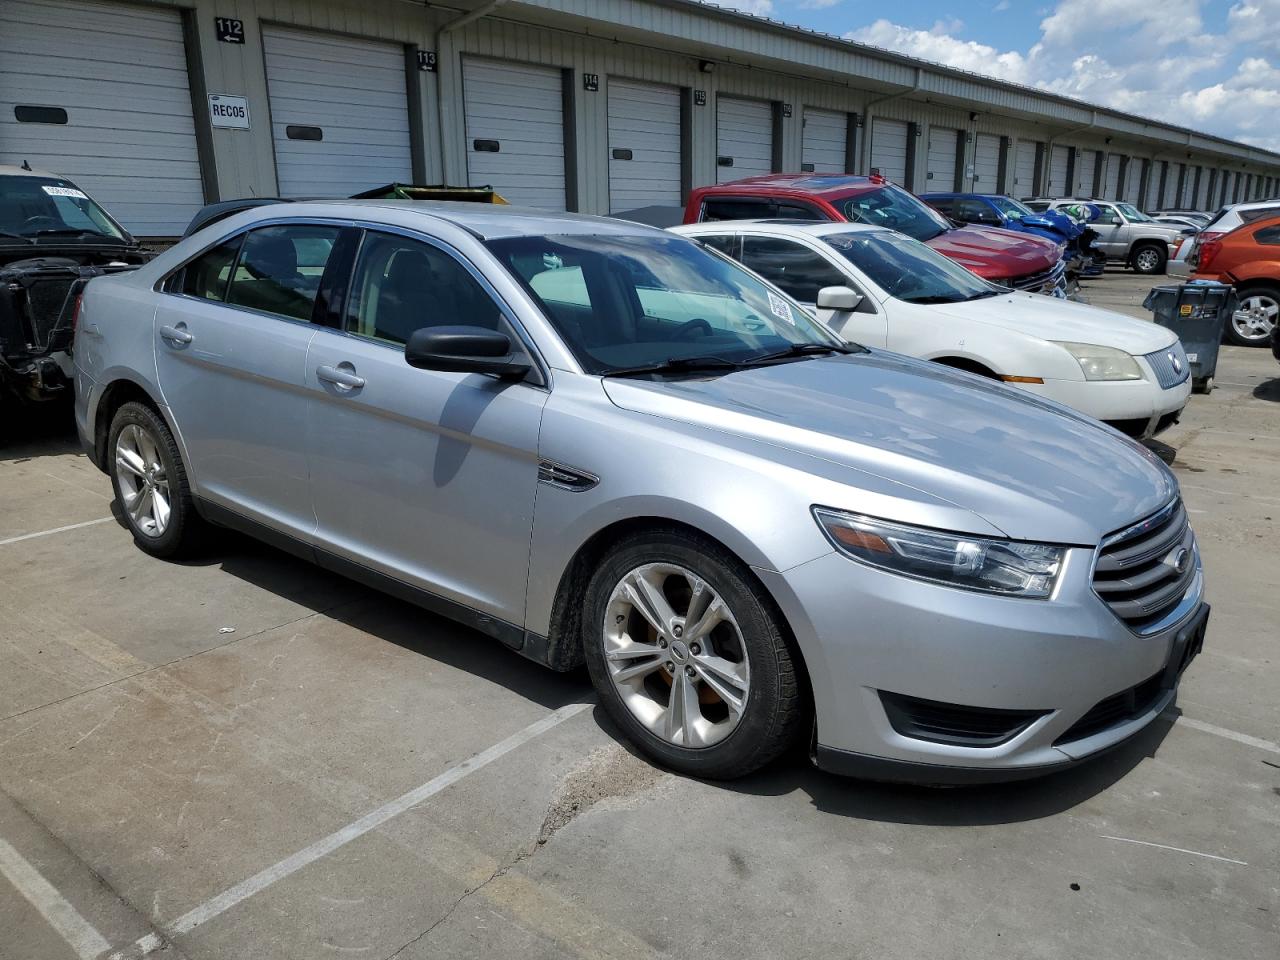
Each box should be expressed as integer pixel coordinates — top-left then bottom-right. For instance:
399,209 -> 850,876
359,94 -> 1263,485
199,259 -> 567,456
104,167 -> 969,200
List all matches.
1253,378 -> 1280,403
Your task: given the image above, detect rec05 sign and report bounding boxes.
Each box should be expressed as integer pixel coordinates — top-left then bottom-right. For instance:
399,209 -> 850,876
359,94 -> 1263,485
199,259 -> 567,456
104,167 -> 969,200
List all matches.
208,94 -> 250,130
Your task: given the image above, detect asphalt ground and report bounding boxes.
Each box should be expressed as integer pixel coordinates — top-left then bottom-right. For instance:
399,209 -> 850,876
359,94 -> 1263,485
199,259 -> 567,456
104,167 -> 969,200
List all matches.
1,268 -> 1276,960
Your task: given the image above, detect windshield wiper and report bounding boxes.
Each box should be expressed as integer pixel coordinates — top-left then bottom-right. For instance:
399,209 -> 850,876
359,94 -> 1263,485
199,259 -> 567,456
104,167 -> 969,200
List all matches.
743,342 -> 864,365
0,230 -> 31,241
963,290 -> 1002,301
601,355 -> 746,378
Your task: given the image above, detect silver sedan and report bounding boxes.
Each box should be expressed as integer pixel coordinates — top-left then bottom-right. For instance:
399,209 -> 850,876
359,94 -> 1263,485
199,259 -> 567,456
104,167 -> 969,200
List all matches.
72,201 -> 1207,782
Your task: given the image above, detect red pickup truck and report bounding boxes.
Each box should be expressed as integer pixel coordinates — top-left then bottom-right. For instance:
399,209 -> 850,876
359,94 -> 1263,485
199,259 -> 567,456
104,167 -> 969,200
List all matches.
684,174 -> 1066,296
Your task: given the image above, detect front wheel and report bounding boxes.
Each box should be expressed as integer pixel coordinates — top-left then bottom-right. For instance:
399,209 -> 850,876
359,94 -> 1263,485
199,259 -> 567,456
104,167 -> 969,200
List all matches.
1131,244 -> 1168,275
1226,287 -> 1280,347
582,529 -> 804,779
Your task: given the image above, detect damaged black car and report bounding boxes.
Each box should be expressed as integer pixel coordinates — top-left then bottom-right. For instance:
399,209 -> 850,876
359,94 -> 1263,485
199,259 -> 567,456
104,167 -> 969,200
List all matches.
1,166 -> 151,405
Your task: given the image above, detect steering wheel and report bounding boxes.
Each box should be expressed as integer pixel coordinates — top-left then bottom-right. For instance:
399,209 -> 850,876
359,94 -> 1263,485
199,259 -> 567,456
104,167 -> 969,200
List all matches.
671,317 -> 712,341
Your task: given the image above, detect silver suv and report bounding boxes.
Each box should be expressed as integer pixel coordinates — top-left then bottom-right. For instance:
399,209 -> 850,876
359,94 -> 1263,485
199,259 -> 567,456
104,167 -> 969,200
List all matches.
72,202 -> 1208,782
1032,198 -> 1186,274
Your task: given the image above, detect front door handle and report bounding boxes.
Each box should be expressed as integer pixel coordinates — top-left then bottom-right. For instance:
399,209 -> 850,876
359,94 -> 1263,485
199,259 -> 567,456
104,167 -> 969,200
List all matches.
316,364 -> 366,390
159,324 -> 193,345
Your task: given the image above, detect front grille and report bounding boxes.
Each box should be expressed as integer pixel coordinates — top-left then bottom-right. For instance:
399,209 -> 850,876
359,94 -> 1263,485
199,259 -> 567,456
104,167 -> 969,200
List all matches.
1054,671 -> 1165,744
879,691 -> 1048,747
1092,499 -> 1197,634
1007,259 -> 1066,293
1143,341 -> 1191,389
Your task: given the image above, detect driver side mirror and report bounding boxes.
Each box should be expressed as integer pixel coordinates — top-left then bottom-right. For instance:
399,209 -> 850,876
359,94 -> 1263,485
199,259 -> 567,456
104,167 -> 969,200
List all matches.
405,325 -> 530,380
816,286 -> 864,312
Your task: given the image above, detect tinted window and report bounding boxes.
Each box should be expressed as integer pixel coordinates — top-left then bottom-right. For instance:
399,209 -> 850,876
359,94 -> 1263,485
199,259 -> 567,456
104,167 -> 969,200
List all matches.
838,185 -> 950,242
178,236 -> 244,301
698,234 -> 740,258
0,174 -> 126,240
1093,205 -> 1122,225
1241,205 -> 1280,224
701,197 -> 773,221
1255,224 -> 1280,245
225,225 -> 340,321
954,199 -> 1000,224
739,236 -> 848,303
347,232 -> 504,345
926,197 -> 957,215
774,202 -> 824,221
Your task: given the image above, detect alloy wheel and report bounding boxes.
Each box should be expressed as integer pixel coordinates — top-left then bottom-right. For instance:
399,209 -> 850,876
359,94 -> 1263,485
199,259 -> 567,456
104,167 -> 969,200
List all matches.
115,423 -> 171,538
1232,295 -> 1279,343
1134,248 -> 1161,272
603,562 -> 750,748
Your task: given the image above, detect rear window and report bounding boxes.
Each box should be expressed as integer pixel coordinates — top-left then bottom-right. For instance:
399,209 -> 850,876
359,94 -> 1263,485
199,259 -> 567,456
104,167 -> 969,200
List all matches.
1240,205 -> 1280,224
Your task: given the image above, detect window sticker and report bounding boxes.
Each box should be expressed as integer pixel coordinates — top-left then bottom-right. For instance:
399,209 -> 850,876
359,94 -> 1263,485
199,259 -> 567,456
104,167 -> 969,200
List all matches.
767,290 -> 795,324
42,185 -> 88,199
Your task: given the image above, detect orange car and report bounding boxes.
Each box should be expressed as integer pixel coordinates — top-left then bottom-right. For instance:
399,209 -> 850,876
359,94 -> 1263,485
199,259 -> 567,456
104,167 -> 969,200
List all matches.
1193,212 -> 1280,346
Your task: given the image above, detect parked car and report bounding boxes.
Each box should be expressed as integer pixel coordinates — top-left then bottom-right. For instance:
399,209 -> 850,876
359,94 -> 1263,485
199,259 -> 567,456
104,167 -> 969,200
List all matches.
0,165 -> 150,405
1032,198 -> 1186,274
1182,198 -> 1280,276
1151,210 -> 1211,228
674,220 -> 1191,439
1192,212 -> 1280,346
684,175 -> 1068,297
921,192 -> 1105,282
1152,215 -> 1205,232
74,201 -> 1207,783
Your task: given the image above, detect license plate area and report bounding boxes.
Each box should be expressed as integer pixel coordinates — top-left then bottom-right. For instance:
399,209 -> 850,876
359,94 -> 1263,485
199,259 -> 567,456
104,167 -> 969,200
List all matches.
1161,603 -> 1209,690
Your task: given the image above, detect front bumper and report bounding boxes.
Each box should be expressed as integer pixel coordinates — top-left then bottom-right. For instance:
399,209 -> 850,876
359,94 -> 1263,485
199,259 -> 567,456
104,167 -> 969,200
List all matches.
757,543 -> 1206,783
1019,372 -> 1191,440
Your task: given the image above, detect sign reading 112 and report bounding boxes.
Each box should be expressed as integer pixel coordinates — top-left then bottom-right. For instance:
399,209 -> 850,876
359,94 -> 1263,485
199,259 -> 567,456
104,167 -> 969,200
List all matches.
215,17 -> 245,43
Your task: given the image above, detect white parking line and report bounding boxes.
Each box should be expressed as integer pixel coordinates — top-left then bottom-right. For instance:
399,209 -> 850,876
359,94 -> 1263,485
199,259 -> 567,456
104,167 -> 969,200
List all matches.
0,517 -> 112,547
1099,836 -> 1247,866
117,701 -> 591,954
1166,712 -> 1280,756
0,837 -> 111,960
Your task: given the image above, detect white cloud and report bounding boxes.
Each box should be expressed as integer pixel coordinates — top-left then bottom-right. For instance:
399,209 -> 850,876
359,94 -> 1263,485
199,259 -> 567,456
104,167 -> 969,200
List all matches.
798,0 -> 842,8
849,19 -> 1031,84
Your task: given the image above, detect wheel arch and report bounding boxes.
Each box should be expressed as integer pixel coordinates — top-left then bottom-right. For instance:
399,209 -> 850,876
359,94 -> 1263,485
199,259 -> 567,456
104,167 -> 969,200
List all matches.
92,376 -> 178,473
929,355 -> 1001,379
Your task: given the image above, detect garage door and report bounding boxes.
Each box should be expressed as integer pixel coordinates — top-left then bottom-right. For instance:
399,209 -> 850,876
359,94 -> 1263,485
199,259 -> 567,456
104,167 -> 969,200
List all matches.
1104,153 -> 1122,200
717,97 -> 773,183
263,26 -> 411,199
1164,163 -> 1182,207
608,78 -> 681,213
1124,158 -> 1142,204
926,127 -> 959,191
801,108 -> 846,174
1076,150 -> 1096,196
973,134 -> 1000,191
1047,145 -> 1069,195
1182,168 -> 1198,208
464,58 -> 566,210
0,0 -> 203,236
870,118 -> 909,183
1013,141 -> 1039,197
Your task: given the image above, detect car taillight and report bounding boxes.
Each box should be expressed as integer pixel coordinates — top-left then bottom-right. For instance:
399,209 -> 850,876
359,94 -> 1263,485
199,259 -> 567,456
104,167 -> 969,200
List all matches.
1196,238 -> 1223,272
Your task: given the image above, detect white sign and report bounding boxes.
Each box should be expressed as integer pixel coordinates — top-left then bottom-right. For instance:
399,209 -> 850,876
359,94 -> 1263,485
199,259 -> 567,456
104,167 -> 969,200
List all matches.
208,94 -> 250,130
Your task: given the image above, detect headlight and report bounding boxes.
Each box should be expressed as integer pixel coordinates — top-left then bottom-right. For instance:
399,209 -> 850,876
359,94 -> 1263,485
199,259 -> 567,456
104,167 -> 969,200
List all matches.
1053,341 -> 1143,381
813,508 -> 1064,598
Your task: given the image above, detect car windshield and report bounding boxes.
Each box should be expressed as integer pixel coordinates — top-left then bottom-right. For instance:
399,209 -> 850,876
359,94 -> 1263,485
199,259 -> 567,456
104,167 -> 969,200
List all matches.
0,175 -> 127,241
824,230 -> 999,305
989,196 -> 1034,220
838,185 -> 951,242
1117,203 -> 1154,222
486,234 -> 843,375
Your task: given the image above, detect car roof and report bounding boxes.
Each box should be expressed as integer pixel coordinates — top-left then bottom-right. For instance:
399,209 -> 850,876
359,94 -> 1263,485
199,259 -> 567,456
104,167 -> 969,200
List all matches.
232,199 -> 673,241
695,174 -> 890,198
0,164 -> 65,179
675,219 -> 887,238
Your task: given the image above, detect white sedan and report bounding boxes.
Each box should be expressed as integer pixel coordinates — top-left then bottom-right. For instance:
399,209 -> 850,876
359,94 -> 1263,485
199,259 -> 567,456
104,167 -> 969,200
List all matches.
673,220 -> 1191,440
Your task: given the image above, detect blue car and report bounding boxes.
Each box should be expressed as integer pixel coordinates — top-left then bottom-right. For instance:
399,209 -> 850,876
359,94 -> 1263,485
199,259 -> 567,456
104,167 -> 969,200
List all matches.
922,193 -> 1106,279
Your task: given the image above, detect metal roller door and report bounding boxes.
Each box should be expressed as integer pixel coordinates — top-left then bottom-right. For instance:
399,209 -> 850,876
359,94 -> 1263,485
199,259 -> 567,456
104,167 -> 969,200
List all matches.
1047,145 -> 1069,195
1124,158 -> 1142,203
926,127 -> 959,191
263,26 -> 412,199
1164,163 -> 1182,207
870,118 -> 909,183
1075,150 -> 1096,196
1181,169 -> 1197,208
1149,163 -> 1165,209
464,59 -> 566,210
802,108 -> 847,174
608,79 -> 681,212
0,0 -> 203,236
973,134 -> 1000,191
1013,141 -> 1039,197
717,97 -> 773,183
1104,153 -> 1122,200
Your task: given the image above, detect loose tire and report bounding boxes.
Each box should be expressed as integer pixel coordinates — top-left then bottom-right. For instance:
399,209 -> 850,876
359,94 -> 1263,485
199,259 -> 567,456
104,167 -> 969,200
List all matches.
1131,243 -> 1167,275
582,528 -> 803,779
1226,286 -> 1280,347
108,401 -> 204,558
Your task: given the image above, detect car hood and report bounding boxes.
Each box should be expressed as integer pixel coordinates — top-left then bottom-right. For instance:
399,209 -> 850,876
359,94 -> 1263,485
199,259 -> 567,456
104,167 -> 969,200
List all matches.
601,351 -> 1177,545
925,225 -> 1061,280
920,292 -> 1177,355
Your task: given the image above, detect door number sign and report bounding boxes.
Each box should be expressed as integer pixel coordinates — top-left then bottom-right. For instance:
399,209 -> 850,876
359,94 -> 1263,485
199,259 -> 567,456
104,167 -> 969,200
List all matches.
215,17 -> 244,43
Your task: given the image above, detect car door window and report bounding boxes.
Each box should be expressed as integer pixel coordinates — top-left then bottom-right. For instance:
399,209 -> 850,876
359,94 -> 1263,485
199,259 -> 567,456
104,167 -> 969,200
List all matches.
958,199 -> 1001,225
225,224 -> 341,321
345,231 -> 509,346
775,202 -> 824,221
697,234 -> 741,258
1094,205 -> 1122,225
739,236 -> 847,303
173,236 -> 244,301
1255,225 -> 1280,245
701,197 -> 773,221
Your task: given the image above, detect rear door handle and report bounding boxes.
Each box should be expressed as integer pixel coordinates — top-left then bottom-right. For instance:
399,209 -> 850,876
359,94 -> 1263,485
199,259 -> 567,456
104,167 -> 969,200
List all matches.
159,324 -> 193,345
316,364 -> 366,389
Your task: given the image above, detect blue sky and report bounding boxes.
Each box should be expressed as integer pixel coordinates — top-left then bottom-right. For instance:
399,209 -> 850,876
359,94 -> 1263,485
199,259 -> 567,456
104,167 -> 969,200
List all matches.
702,1 -> 1280,152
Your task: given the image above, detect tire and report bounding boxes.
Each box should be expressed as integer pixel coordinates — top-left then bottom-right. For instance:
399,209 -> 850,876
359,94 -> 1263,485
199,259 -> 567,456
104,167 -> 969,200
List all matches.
1131,243 -> 1168,275
1226,286 -> 1280,347
107,401 -> 205,558
581,528 -> 803,779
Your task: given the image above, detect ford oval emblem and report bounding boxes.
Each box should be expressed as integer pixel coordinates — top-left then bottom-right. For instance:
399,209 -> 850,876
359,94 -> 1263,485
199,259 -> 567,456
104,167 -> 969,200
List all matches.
1169,352 -> 1182,374
1171,547 -> 1190,575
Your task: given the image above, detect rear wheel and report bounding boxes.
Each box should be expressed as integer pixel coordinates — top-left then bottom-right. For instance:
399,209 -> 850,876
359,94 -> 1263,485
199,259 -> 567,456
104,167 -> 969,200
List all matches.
1226,287 -> 1280,347
1131,243 -> 1167,275
108,401 -> 204,558
582,528 -> 803,779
